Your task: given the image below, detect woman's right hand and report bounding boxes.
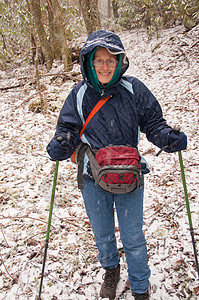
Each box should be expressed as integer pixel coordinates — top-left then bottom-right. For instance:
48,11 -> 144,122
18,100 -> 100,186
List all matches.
47,137 -> 70,161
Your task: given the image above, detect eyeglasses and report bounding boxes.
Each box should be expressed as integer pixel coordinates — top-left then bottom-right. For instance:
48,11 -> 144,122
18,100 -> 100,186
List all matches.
92,59 -> 118,67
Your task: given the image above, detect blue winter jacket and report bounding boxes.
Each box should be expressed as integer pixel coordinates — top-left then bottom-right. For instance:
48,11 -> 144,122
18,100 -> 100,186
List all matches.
52,30 -> 172,175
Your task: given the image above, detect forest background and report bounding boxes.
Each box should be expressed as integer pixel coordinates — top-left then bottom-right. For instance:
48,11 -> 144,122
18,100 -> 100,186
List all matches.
1,0 -> 199,110
0,0 -> 199,73
0,1 -> 199,299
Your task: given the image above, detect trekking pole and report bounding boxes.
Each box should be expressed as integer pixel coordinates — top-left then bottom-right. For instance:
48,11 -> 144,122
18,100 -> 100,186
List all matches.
156,129 -> 199,279
38,160 -> 59,300
177,150 -> 199,279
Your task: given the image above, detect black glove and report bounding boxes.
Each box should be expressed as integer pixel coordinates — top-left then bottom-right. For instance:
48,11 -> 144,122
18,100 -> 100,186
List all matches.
47,137 -> 70,161
165,130 -> 187,153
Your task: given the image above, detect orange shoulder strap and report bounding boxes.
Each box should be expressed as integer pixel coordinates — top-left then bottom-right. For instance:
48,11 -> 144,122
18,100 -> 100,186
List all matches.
79,95 -> 111,139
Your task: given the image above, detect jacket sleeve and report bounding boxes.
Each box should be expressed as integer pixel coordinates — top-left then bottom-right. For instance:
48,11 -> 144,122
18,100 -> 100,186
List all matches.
54,87 -> 83,157
134,78 -> 172,149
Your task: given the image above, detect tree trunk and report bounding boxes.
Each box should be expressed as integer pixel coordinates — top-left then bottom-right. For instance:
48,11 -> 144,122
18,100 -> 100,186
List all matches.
30,0 -> 53,71
79,0 -> 101,35
112,0 -> 119,19
47,0 -> 72,71
107,0 -> 112,28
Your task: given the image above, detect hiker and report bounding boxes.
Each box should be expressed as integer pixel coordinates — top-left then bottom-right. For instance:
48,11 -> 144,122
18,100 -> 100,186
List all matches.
47,30 -> 187,299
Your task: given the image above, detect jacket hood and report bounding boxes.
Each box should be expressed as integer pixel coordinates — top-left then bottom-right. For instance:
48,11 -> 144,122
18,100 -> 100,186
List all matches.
80,30 -> 129,86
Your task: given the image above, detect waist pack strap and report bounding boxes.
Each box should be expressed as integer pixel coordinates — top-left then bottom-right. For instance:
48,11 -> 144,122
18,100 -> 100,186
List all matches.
76,142 -> 89,189
86,147 -> 101,183
76,143 -> 99,189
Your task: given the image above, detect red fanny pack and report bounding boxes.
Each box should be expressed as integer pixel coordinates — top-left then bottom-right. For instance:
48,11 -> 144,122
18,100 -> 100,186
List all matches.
87,145 -> 142,194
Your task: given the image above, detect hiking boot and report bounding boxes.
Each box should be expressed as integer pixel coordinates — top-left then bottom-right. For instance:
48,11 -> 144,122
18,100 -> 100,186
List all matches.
100,264 -> 120,299
132,290 -> 150,299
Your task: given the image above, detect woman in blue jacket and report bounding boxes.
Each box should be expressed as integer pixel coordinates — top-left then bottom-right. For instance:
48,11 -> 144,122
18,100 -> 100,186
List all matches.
47,30 -> 187,300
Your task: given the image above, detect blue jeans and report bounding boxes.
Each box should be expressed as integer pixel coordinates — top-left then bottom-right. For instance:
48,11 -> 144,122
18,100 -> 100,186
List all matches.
81,176 -> 151,294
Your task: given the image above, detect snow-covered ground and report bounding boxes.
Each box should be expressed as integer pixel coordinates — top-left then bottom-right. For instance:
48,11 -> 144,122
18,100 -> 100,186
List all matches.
0,25 -> 198,299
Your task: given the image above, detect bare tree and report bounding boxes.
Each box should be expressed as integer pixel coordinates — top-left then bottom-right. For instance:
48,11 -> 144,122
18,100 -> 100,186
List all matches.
79,0 -> 101,35
30,0 -> 71,71
47,0 -> 72,70
112,0 -> 119,19
30,0 -> 53,70
107,0 -> 112,28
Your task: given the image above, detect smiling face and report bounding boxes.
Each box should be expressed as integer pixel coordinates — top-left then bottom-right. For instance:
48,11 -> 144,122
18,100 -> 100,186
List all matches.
93,47 -> 117,86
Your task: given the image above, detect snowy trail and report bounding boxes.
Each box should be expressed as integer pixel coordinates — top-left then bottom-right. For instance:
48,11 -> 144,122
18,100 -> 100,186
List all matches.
0,25 -> 199,299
